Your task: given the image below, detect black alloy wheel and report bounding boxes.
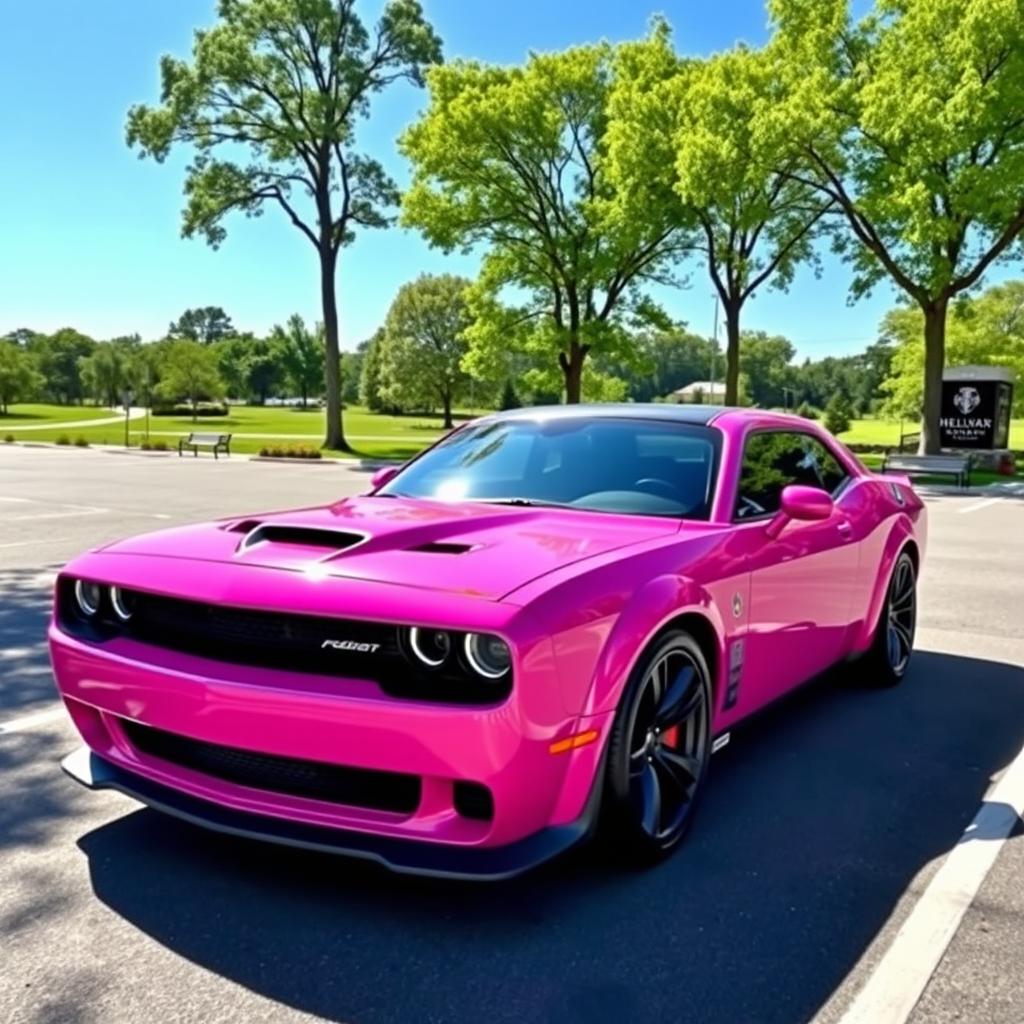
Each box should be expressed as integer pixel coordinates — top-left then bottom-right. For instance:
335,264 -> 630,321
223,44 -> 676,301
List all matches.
602,629 -> 712,863
865,550 -> 917,686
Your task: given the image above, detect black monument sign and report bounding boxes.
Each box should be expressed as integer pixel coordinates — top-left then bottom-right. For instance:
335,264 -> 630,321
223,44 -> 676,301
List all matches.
939,375 -> 1013,449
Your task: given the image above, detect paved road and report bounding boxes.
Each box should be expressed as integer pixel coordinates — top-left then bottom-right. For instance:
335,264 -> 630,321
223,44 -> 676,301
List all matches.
1,446 -> 1022,1024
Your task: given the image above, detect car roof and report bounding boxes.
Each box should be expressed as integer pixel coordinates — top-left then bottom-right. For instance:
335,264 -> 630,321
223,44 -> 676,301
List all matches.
481,403 -> 731,426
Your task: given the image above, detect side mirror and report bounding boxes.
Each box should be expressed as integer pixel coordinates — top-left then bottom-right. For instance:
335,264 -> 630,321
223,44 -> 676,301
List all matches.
765,484 -> 833,539
369,465 -> 400,491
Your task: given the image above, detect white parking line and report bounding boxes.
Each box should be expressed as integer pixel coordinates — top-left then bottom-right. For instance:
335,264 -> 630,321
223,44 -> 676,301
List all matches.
0,705 -> 68,734
958,497 -> 1003,514
3,508 -> 108,521
838,740 -> 1024,1024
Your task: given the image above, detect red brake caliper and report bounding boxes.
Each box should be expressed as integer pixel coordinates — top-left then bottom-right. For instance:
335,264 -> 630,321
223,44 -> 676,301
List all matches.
662,725 -> 680,748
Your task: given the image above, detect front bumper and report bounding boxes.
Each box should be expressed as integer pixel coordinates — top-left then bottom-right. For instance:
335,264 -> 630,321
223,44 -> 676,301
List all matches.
62,746 -> 599,880
51,623 -> 612,872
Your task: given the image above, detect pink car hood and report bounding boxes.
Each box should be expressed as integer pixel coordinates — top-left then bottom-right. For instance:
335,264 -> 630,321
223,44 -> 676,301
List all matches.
98,495 -> 682,601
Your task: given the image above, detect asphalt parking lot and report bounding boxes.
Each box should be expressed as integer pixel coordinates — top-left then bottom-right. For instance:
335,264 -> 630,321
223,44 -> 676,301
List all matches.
1,444 -> 1022,1024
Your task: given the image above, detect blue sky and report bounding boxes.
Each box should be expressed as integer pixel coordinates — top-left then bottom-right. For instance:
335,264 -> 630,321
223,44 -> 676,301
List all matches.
0,0 -> 899,359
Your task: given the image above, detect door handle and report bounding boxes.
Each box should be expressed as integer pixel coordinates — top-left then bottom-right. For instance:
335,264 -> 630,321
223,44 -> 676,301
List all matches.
836,520 -> 853,541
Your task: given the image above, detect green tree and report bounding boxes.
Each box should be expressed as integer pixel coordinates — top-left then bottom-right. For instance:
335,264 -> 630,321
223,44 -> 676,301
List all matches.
157,340 -> 224,420
168,306 -> 235,343
26,328 -> 95,405
823,392 -> 853,435
378,274 -> 471,427
0,341 -> 41,414
340,349 -> 363,404
79,336 -> 143,407
770,0 -> 1024,452
401,43 -> 689,404
127,0 -> 442,449
244,335 -> 285,405
498,379 -> 521,411
739,331 -> 796,408
212,334 -> 256,401
273,315 -> 324,407
882,282 -> 1024,417
3,328 -> 38,348
359,329 -> 386,412
608,24 -> 832,406
596,328 -> 716,402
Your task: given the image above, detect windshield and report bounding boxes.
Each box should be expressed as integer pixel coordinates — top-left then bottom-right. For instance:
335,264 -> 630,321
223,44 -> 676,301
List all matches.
379,416 -> 720,519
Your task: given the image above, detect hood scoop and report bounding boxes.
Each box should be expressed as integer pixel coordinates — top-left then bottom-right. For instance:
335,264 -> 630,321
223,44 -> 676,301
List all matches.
409,541 -> 475,555
238,523 -> 366,555
225,518 -> 262,533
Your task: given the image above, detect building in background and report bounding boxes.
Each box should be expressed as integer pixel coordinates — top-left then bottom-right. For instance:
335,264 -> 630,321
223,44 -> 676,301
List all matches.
671,381 -> 727,404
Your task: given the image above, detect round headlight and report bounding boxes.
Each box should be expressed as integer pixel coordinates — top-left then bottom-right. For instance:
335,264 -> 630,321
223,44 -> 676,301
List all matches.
109,586 -> 135,622
464,633 -> 511,679
408,627 -> 452,668
74,579 -> 102,617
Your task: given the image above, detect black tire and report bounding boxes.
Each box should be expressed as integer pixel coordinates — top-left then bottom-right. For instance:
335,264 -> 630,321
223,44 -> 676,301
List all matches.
864,550 -> 917,687
600,629 -> 712,865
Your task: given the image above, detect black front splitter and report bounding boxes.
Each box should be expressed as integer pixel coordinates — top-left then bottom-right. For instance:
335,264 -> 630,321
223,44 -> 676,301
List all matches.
61,746 -> 596,882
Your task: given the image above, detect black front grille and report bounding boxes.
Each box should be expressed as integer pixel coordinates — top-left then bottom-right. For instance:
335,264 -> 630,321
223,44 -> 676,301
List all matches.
56,580 -> 513,704
122,719 -> 421,814
127,591 -> 401,678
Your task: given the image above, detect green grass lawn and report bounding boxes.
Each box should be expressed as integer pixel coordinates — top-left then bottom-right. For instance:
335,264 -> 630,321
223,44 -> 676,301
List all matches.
4,405 -> 1021,466
838,417 -> 1022,450
0,403 -> 121,425
0,403 -> 466,459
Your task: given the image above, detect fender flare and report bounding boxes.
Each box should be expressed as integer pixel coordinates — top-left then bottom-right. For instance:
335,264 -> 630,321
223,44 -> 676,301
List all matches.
852,517 -> 919,653
579,573 -> 726,718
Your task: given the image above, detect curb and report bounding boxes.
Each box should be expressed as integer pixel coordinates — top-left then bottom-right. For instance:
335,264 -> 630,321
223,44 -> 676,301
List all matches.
249,456 -> 335,465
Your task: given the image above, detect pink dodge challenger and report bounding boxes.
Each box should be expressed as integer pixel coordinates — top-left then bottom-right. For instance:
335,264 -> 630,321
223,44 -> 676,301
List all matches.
51,405 -> 925,878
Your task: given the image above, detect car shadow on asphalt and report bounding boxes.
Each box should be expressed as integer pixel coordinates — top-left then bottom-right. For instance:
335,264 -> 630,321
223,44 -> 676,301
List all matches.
76,651 -> 1024,1024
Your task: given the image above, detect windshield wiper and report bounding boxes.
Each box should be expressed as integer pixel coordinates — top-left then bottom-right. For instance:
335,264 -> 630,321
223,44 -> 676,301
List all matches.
479,497 -> 574,509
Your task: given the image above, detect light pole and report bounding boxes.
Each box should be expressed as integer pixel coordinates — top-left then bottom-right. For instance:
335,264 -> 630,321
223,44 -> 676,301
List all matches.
123,388 -> 134,449
145,365 -> 151,442
710,293 -> 719,400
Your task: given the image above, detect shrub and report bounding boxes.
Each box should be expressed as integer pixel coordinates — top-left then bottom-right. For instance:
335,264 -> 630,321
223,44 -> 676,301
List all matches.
795,401 -> 818,420
259,444 -> 322,459
140,441 -> 152,451
153,440 -> 169,451
152,401 -> 229,417
73,436 -> 89,447
823,394 -> 853,435
498,379 -> 521,411
3,433 -> 14,444
56,434 -> 71,446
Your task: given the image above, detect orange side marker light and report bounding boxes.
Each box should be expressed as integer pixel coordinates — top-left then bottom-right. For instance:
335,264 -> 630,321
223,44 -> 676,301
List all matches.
549,729 -> 599,755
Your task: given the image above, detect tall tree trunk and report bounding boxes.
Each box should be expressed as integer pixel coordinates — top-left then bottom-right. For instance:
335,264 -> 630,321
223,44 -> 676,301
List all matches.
919,298 -> 948,455
724,302 -> 741,406
320,245 -> 349,451
559,337 -> 585,404
442,390 -> 453,429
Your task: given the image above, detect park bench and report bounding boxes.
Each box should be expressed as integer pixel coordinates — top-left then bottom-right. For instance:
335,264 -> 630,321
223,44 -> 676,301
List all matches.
178,432 -> 232,459
896,430 -> 920,453
881,452 -> 971,489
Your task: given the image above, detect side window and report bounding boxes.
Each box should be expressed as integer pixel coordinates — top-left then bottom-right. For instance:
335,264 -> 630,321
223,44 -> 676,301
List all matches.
801,436 -> 848,494
735,431 -> 841,520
